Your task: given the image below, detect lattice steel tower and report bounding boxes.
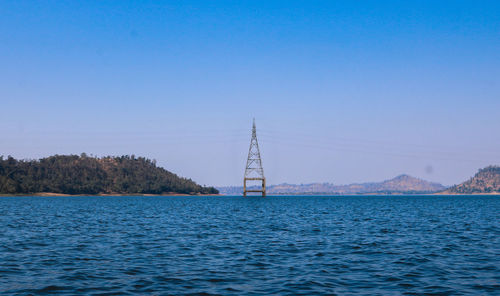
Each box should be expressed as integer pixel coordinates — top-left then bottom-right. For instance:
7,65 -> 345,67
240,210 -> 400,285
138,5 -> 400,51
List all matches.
243,119 -> 266,197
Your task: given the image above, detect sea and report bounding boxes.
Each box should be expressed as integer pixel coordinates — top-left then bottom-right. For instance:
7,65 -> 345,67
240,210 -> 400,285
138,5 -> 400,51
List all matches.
0,195 -> 498,295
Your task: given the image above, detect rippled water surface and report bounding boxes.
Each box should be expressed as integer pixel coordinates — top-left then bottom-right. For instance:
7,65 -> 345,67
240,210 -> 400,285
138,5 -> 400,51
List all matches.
0,196 -> 499,295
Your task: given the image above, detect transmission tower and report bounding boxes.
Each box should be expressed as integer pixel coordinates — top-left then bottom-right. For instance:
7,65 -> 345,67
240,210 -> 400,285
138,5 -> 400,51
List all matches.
243,119 -> 266,197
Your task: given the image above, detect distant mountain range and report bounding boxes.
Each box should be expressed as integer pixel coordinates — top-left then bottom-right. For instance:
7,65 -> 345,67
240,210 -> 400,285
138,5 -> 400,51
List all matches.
217,174 -> 446,195
443,166 -> 500,194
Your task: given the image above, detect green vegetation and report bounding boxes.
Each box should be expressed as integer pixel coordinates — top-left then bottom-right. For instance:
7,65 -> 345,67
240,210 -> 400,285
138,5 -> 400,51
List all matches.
0,154 -> 218,195
446,166 -> 500,194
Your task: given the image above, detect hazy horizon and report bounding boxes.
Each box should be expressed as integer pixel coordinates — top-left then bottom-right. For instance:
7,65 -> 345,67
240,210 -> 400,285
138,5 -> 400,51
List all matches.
217,173 -> 449,188
2,1 -> 499,187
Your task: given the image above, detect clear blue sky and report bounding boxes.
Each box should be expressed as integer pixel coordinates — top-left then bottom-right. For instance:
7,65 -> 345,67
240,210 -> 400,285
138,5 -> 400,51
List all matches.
1,1 -> 499,186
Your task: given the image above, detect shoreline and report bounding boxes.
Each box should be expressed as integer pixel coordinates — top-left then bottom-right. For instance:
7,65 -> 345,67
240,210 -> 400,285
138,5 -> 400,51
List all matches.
0,192 -> 222,197
243,193 -> 500,196
1,193 -> 498,197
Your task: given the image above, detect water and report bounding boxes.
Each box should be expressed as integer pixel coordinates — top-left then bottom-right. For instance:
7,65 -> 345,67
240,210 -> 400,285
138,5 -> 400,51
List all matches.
0,196 -> 498,295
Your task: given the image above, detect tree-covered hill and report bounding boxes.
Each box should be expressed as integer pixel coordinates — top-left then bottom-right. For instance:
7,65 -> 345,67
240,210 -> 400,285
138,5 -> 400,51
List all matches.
0,154 -> 218,195
444,166 -> 500,194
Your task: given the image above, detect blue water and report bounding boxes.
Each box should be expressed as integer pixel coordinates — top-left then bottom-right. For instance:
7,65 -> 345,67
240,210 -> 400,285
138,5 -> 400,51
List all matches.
0,196 -> 499,295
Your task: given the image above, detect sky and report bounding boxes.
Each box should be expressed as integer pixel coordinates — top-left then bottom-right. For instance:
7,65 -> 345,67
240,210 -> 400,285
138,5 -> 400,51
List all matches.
1,1 -> 499,187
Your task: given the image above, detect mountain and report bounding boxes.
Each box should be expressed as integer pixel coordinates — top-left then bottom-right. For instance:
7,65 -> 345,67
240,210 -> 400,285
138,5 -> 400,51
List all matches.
217,175 -> 445,195
444,166 -> 500,194
342,174 -> 446,194
0,154 -> 218,195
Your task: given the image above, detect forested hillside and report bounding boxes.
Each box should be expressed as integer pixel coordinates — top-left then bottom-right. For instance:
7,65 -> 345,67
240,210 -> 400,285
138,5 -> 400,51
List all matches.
445,166 -> 500,194
0,154 -> 218,195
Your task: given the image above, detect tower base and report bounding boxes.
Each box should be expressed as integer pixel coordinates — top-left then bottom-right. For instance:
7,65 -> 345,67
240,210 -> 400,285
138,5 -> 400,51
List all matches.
243,177 -> 266,197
